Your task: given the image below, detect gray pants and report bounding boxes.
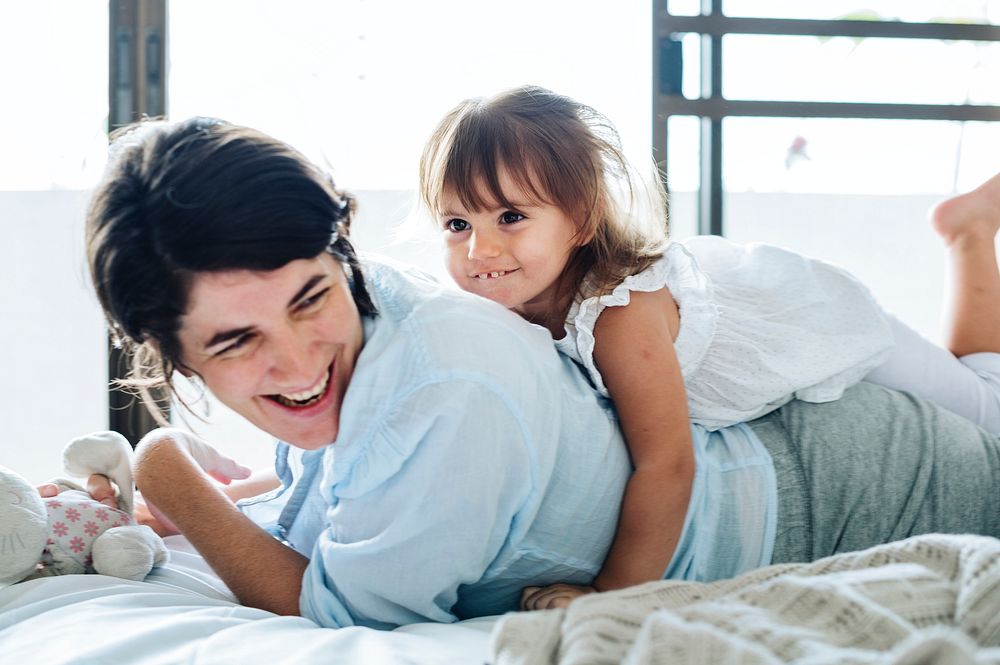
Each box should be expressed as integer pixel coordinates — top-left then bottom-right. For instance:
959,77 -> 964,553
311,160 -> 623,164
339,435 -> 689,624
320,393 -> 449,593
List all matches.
748,381 -> 1000,564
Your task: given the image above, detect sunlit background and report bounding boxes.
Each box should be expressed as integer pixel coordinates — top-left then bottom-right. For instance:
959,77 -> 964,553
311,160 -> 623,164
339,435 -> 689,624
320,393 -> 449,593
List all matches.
1,0 -> 998,480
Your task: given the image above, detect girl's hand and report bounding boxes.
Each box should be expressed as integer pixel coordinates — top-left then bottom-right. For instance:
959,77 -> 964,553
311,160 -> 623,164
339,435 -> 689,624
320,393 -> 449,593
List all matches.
520,583 -> 597,611
141,428 -> 252,485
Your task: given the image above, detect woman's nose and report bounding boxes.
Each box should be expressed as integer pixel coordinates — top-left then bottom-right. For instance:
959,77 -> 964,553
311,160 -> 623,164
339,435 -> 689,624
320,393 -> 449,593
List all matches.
268,328 -> 315,386
468,230 -> 502,260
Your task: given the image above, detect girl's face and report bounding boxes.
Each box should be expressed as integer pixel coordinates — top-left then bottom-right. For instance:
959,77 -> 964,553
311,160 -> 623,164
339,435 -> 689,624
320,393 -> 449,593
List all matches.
177,253 -> 364,450
439,168 -> 581,323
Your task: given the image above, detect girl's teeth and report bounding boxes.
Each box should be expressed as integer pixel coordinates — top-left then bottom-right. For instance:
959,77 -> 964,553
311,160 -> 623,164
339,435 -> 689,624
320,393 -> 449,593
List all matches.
477,270 -> 507,279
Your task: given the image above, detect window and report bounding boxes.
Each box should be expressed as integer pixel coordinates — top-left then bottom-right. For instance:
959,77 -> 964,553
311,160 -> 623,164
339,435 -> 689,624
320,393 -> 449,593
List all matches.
655,1 -> 1000,338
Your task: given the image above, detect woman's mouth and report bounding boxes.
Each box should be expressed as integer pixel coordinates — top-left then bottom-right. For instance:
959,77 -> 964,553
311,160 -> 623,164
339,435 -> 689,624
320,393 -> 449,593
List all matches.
268,365 -> 332,408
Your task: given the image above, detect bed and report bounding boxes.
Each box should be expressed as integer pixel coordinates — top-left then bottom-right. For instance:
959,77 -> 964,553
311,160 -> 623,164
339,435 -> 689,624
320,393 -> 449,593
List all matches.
0,537 -> 497,664
4,533 -> 1000,664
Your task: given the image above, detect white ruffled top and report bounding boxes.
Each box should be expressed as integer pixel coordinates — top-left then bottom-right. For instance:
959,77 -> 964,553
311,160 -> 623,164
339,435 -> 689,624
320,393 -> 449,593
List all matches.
554,236 -> 895,430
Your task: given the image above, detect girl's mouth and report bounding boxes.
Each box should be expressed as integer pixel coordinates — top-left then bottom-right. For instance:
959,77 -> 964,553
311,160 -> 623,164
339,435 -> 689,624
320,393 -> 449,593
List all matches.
472,268 -> 519,280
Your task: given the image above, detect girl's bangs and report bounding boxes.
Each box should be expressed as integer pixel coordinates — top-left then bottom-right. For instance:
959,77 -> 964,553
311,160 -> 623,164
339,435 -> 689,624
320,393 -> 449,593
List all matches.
442,126 -> 552,214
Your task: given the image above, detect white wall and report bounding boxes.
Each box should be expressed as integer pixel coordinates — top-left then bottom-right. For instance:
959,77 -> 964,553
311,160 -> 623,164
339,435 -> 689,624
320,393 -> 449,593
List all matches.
0,191 -> 108,483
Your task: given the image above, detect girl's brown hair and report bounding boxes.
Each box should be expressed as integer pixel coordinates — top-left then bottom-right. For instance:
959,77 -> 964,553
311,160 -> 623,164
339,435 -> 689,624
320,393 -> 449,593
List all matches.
419,85 -> 669,313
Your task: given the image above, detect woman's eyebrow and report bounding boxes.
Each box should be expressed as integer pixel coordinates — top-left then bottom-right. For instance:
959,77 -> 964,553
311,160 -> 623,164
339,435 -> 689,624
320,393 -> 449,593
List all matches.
288,274 -> 327,306
204,326 -> 253,351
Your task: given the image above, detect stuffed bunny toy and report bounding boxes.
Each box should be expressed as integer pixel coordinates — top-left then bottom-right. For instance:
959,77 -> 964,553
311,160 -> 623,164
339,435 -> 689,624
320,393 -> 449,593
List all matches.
0,430 -> 168,588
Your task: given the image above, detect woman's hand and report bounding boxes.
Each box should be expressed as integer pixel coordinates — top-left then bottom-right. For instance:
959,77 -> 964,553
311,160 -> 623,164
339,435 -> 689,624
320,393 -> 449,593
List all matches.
142,428 -> 252,485
36,475 -> 118,508
520,583 -> 597,611
132,428 -> 253,536
56,473 -> 179,536
36,483 -> 59,499
132,490 -> 180,536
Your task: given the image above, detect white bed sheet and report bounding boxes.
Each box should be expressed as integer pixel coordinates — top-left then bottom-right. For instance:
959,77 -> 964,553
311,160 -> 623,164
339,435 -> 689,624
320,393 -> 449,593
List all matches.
0,536 -> 497,664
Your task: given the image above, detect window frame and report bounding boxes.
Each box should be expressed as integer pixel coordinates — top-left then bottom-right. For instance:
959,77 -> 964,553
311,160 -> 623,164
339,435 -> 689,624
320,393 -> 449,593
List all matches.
107,0 -> 168,443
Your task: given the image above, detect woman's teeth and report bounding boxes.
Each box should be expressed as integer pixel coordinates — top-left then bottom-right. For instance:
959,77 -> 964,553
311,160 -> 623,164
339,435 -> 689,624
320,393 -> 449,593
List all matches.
273,369 -> 330,407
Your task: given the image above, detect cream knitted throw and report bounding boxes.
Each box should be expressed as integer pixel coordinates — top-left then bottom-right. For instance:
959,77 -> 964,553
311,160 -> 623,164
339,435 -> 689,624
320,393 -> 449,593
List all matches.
491,534 -> 1000,665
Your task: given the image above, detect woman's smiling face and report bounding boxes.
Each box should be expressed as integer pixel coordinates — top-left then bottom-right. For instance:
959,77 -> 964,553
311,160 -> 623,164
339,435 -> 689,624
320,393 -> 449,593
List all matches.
177,253 -> 364,450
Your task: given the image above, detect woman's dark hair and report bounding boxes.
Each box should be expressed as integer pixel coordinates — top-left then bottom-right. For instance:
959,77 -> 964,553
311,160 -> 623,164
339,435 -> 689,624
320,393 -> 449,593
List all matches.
86,117 -> 375,421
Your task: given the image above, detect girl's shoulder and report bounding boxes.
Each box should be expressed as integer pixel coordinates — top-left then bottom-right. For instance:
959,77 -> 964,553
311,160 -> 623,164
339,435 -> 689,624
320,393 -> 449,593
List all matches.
556,241 -> 718,395
572,240 -> 712,327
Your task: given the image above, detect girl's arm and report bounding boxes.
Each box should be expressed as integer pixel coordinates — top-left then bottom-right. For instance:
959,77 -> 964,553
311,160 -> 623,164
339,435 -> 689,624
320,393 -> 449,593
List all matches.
590,288 -> 694,591
133,431 -> 308,616
522,288 -> 694,609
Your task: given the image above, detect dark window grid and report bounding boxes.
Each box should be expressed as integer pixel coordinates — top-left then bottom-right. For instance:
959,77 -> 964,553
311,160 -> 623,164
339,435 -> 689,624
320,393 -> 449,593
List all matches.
653,4 -> 1000,235
107,0 -> 168,444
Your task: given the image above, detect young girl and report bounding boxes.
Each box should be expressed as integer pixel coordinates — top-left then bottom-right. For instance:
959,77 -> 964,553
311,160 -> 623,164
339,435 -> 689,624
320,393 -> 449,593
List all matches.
418,85 -> 1000,610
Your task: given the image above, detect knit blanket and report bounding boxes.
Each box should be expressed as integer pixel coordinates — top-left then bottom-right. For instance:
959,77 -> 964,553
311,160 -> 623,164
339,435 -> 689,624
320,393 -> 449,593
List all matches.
491,534 -> 1000,665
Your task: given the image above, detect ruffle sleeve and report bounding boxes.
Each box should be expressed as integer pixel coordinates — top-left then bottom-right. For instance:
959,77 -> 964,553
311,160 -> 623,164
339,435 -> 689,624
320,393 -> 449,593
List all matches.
558,242 -> 718,398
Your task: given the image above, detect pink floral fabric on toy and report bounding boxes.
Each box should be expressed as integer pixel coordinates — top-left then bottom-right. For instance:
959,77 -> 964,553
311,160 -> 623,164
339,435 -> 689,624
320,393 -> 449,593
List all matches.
43,491 -> 134,570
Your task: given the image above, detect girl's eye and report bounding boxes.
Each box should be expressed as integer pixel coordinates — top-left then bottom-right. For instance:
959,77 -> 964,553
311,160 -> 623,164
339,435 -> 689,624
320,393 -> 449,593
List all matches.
445,219 -> 470,232
500,211 -> 525,224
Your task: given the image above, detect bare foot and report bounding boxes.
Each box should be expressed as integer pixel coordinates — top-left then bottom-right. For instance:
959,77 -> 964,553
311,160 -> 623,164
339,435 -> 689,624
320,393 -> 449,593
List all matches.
931,172 -> 1000,247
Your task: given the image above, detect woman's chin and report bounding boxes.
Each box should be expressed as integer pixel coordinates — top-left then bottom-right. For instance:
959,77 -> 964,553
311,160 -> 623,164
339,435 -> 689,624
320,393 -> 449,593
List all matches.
287,426 -> 339,450
251,395 -> 341,449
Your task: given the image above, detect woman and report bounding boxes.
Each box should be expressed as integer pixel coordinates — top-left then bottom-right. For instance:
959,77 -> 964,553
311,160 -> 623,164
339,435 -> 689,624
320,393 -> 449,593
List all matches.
85,117 -> 1000,629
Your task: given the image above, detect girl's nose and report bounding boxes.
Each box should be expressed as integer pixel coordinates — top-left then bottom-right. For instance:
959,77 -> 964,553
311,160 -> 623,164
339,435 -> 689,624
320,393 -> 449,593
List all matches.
468,230 -> 502,260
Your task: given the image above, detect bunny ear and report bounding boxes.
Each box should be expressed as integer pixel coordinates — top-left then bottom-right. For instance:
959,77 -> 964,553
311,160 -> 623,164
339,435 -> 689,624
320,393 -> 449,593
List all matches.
62,431 -> 136,513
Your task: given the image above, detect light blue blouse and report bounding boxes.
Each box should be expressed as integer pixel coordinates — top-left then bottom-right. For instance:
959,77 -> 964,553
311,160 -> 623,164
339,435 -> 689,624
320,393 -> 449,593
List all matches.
239,257 -> 777,629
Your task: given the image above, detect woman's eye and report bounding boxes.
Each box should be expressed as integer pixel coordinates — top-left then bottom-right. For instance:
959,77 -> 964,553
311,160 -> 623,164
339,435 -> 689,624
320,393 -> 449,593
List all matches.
298,287 -> 330,311
217,334 -> 253,357
500,211 -> 525,224
445,219 -> 470,233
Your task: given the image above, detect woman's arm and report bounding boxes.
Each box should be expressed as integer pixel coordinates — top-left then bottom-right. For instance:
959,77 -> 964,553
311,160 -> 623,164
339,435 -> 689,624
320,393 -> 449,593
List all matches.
133,431 -> 308,616
131,467 -> 281,536
522,288 -> 694,609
